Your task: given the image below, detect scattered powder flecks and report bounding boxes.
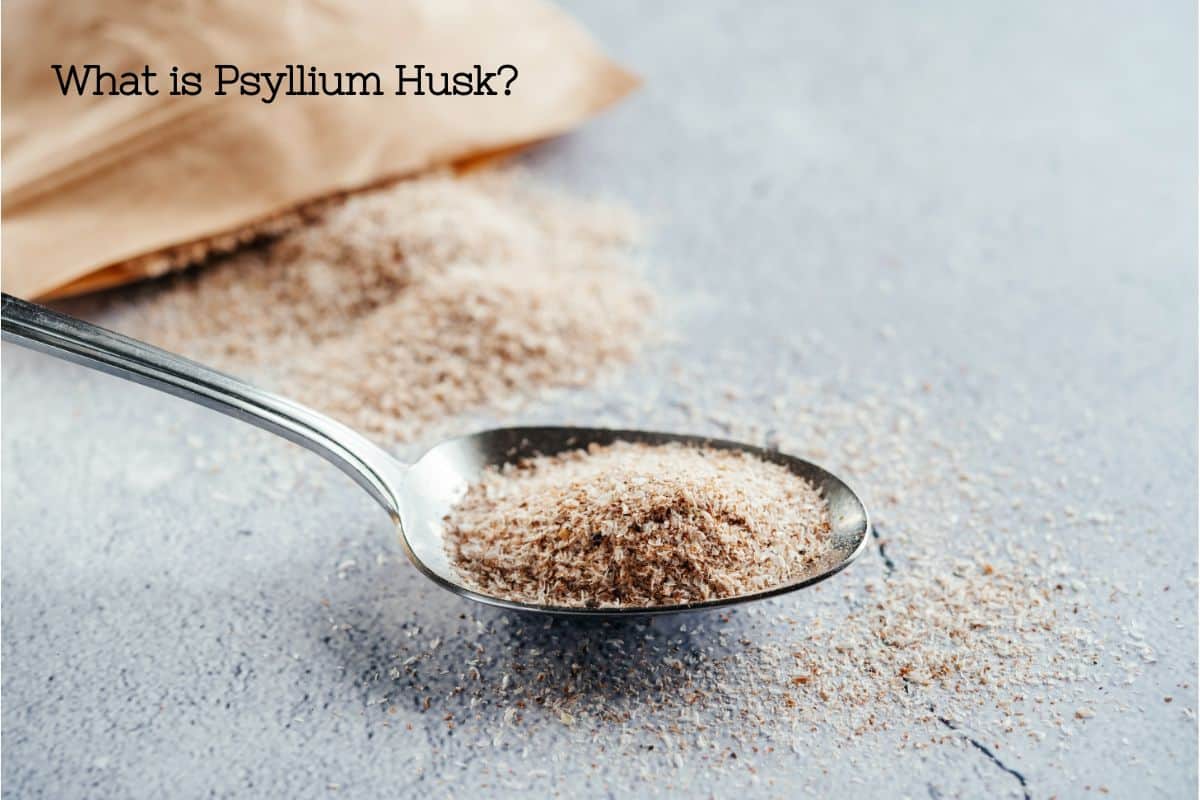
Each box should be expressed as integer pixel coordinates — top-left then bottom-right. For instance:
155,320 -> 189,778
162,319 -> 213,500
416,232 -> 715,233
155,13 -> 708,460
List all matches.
444,441 -> 833,608
124,170 -> 654,442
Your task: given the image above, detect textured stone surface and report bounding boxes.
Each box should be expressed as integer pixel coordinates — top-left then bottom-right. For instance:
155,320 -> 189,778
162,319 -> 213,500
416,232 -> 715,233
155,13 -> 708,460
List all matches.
3,1 -> 1195,797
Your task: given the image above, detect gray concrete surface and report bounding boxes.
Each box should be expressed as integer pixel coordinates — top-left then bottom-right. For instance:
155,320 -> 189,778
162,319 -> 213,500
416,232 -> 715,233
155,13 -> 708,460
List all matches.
3,1 -> 1196,797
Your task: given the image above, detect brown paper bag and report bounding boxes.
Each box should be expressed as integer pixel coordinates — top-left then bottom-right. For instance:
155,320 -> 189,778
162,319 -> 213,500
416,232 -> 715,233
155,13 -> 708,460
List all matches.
1,0 -> 637,299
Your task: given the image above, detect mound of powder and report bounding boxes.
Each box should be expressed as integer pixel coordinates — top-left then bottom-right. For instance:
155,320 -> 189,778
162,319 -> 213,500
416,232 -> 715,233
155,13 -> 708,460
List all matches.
443,441 -> 833,608
124,170 -> 654,442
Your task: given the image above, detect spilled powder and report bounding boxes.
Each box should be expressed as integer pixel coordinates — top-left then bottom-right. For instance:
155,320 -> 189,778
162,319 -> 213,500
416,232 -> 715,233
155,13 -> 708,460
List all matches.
124,170 -> 654,442
443,441 -> 833,608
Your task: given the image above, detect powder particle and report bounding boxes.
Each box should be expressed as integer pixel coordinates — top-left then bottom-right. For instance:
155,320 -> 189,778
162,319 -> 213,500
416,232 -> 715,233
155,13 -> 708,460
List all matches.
124,170 -> 654,442
443,441 -> 833,608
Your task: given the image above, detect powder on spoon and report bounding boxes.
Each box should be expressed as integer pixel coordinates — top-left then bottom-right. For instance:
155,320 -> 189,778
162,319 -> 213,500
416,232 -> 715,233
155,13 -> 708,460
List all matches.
443,441 -> 834,608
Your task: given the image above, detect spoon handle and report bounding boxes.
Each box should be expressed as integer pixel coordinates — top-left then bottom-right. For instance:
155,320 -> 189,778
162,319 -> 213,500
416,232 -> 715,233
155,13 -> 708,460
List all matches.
1,293 -> 405,516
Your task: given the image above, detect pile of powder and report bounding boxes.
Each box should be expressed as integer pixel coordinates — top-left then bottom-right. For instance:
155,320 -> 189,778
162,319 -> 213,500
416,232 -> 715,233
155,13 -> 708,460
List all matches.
123,170 -> 654,442
443,441 -> 833,608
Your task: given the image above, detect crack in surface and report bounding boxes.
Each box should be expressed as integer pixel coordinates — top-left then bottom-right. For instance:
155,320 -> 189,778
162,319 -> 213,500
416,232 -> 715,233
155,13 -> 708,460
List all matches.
870,524 -> 896,575
878,534 -> 1030,799
936,712 -> 1031,799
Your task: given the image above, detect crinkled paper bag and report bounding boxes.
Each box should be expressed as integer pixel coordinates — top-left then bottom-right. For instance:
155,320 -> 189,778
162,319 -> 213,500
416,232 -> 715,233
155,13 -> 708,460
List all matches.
2,0 -> 637,299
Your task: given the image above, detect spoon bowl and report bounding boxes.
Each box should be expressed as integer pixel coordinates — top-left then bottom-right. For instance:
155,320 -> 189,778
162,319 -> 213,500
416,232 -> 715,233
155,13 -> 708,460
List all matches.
401,425 -> 870,616
2,294 -> 870,617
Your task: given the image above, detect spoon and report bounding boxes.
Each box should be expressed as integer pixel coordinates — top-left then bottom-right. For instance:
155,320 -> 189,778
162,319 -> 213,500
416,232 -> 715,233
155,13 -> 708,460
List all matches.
1,293 -> 870,616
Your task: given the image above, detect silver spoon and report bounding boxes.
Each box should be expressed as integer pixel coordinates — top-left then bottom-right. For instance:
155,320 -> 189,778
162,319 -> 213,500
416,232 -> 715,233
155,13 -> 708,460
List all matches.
1,293 -> 870,616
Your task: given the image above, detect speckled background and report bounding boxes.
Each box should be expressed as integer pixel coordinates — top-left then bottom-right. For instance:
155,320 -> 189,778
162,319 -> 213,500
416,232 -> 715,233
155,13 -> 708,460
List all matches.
3,1 -> 1196,797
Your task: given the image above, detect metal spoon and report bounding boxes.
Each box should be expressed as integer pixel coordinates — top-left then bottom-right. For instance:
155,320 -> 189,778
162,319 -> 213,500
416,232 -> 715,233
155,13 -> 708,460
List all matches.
1,293 -> 870,616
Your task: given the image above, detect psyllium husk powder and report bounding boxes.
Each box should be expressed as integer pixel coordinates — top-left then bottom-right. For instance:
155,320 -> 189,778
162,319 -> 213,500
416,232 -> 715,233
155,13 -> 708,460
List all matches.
443,441 -> 834,608
124,169 -> 655,443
